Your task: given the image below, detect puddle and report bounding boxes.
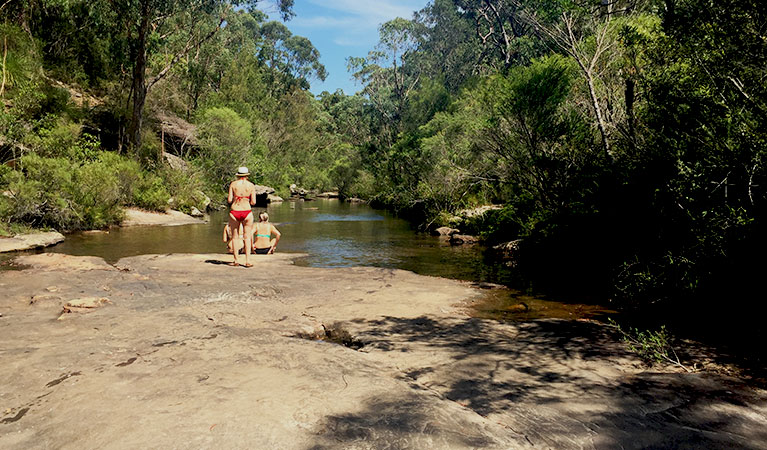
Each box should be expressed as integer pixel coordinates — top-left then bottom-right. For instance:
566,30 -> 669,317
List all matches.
471,288 -> 617,322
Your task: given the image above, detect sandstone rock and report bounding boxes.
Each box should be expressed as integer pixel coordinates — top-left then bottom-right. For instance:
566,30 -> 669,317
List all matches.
432,227 -> 459,237
316,192 -> 340,198
449,234 -> 479,245
122,208 -> 204,227
289,184 -> 307,197
59,297 -> 111,319
267,194 -> 284,203
0,231 -> 65,253
253,185 -> 276,196
162,151 -> 189,172
189,207 -> 204,217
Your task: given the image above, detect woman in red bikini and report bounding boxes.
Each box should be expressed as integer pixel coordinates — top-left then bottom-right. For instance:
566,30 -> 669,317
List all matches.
227,167 -> 256,267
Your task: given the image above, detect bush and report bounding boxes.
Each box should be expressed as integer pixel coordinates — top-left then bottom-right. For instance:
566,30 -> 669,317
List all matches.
132,173 -> 170,211
0,151 -> 175,230
157,165 -> 206,214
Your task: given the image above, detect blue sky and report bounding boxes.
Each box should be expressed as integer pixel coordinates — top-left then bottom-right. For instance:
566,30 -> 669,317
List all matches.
262,0 -> 431,95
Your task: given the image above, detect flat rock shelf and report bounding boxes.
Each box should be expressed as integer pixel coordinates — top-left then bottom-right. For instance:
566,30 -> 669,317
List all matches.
1,253 -> 765,449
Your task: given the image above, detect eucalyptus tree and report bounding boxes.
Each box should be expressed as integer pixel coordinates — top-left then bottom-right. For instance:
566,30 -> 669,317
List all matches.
257,20 -> 327,91
348,18 -> 423,147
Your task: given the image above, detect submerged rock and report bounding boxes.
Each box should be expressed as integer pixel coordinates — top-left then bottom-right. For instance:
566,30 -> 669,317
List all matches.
449,234 -> 479,245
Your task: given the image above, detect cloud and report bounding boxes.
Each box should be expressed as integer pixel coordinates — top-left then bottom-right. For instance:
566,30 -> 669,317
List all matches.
305,0 -> 418,27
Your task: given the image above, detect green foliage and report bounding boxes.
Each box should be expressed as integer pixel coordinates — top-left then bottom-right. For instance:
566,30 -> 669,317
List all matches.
195,106 -> 254,190
157,165 -> 206,214
607,319 -> 691,371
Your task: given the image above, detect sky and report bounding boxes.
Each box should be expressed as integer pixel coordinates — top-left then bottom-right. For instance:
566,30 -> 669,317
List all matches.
263,0 -> 431,95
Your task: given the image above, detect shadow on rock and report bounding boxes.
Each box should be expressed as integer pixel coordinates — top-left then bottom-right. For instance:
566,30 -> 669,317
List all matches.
355,316 -> 767,449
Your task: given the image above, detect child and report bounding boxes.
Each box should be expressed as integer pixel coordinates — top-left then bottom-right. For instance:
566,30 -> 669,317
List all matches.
223,223 -> 246,254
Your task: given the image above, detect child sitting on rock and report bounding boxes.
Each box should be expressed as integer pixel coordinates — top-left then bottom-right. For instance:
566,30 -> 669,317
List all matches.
223,223 -> 246,254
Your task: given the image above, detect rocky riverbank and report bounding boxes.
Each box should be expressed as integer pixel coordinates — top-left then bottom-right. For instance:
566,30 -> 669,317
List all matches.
1,253 -> 765,449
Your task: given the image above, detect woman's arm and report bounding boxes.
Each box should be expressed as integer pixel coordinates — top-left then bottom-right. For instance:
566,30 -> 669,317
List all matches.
250,183 -> 256,206
269,225 -> 281,253
227,182 -> 234,204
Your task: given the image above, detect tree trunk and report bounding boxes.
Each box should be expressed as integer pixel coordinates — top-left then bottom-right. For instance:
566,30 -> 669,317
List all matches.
625,75 -> 636,150
127,0 -> 150,154
585,72 -> 611,157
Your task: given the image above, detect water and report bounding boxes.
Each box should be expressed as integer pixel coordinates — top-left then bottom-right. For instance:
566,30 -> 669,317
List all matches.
40,199 -> 612,320
47,200 -> 508,282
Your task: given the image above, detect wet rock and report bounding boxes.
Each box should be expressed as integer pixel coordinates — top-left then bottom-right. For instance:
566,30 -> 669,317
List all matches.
267,194 -> 284,203
316,192 -> 340,198
449,234 -> 479,245
82,230 -> 109,235
0,232 -> 65,253
492,239 -> 523,267
189,207 -> 204,218
506,302 -> 530,312
432,227 -> 459,237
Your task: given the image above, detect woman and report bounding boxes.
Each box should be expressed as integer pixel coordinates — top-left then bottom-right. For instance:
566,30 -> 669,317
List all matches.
227,166 -> 256,266
253,211 -> 280,254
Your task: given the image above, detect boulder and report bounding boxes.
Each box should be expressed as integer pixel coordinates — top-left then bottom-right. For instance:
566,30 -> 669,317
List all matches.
289,184 -> 307,197
0,231 -> 65,253
432,227 -> 459,237
253,185 -> 276,196
316,192 -> 340,198
449,234 -> 479,245
189,207 -> 204,218
267,194 -> 284,203
492,239 -> 523,267
162,152 -> 189,172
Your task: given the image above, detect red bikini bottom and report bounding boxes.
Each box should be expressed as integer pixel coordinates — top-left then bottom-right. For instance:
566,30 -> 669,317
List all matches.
230,210 -> 252,221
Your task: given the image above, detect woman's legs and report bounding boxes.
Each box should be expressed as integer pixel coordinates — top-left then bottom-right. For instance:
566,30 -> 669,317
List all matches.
241,212 -> 255,266
228,213 -> 241,265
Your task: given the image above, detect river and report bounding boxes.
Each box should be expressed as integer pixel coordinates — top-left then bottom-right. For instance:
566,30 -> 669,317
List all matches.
40,199 -> 615,321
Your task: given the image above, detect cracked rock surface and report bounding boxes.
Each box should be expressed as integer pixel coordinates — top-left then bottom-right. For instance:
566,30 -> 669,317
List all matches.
1,253 -> 765,449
